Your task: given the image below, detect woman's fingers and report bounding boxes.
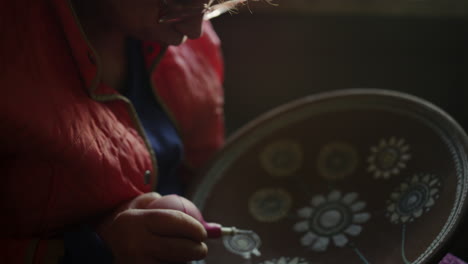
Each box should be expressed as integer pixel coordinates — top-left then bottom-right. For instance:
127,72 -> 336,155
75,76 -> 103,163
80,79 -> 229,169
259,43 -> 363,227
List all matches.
129,192 -> 162,209
99,204 -> 209,263
142,209 -> 207,241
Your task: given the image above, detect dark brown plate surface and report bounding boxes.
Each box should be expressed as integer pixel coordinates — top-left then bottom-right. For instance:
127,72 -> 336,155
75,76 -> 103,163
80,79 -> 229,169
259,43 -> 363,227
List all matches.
190,89 -> 468,264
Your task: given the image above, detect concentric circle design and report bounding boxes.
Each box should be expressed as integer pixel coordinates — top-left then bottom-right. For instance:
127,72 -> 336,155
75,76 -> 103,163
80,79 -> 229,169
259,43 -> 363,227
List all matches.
258,257 -> 310,264
260,140 -> 303,177
293,190 -> 371,252
309,203 -> 353,237
249,188 -> 293,222
317,142 -> 359,180
398,184 -> 429,215
224,234 -> 257,252
367,137 -> 411,179
223,232 -> 261,259
386,174 -> 442,224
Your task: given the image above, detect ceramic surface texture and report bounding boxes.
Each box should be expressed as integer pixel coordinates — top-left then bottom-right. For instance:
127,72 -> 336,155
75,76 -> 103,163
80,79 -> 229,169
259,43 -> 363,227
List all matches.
190,89 -> 468,264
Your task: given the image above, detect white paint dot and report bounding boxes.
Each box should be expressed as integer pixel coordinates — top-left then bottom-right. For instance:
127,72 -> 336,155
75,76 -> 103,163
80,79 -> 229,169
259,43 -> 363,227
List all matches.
293,221 -> 309,232
319,209 -> 342,228
312,236 -> 330,252
236,238 -> 249,249
298,207 -> 313,218
407,193 -> 418,206
301,232 -> 317,246
332,233 -> 348,247
344,224 -> 362,236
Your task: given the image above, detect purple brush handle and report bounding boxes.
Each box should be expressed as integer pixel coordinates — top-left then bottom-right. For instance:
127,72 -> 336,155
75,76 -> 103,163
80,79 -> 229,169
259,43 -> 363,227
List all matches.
202,221 -> 223,239
440,254 -> 467,264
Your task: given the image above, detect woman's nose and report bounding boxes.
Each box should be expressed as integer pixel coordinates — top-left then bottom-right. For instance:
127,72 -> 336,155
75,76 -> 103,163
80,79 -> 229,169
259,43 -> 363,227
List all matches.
173,15 -> 204,39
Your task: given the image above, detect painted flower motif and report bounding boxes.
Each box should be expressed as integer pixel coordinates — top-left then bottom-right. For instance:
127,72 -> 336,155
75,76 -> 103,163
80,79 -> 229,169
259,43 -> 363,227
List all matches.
386,173 -> 441,224
223,231 -> 262,259
367,137 -> 411,179
317,142 -> 359,181
249,188 -> 292,222
258,257 -> 310,264
260,139 -> 303,177
293,190 -> 371,252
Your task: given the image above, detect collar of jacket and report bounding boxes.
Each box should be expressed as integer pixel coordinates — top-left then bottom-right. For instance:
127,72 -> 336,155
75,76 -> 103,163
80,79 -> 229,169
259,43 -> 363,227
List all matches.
52,0 -> 167,99
51,0 -> 164,190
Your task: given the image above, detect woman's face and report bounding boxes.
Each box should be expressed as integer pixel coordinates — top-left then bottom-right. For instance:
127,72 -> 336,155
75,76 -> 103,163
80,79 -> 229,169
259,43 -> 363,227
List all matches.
87,0 -> 210,45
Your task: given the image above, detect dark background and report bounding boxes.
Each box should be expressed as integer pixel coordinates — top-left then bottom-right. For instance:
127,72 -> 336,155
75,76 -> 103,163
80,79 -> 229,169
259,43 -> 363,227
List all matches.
211,1 -> 468,135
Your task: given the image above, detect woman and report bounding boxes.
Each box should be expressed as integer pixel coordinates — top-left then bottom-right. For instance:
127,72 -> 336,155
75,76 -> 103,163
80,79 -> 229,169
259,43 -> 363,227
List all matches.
0,0 -> 226,263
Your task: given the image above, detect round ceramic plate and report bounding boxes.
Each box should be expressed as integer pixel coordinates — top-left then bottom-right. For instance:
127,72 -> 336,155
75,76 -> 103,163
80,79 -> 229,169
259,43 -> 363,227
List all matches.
189,89 -> 468,264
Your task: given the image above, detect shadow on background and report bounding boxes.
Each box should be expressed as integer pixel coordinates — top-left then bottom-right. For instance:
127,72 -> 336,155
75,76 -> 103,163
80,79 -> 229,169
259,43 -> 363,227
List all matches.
212,9 -> 468,134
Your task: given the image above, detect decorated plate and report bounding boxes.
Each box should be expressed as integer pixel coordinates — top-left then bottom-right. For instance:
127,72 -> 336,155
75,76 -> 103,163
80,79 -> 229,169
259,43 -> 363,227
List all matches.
189,89 -> 468,264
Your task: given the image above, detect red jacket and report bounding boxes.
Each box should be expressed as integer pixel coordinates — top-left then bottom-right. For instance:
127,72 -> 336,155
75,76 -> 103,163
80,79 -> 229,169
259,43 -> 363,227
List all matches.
0,0 -> 224,262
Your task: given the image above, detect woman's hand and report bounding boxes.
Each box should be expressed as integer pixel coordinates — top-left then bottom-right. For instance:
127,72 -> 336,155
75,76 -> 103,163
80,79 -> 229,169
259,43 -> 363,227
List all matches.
97,193 -> 208,264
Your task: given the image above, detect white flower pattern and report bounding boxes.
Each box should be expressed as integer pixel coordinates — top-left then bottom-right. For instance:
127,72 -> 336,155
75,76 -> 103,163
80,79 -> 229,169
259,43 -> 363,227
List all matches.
223,231 -> 262,259
294,190 -> 371,252
386,174 -> 441,224
367,137 -> 411,179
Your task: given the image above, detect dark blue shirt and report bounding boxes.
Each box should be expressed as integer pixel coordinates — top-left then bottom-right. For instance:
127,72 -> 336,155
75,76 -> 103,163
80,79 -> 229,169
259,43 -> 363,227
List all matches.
124,38 -> 184,195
